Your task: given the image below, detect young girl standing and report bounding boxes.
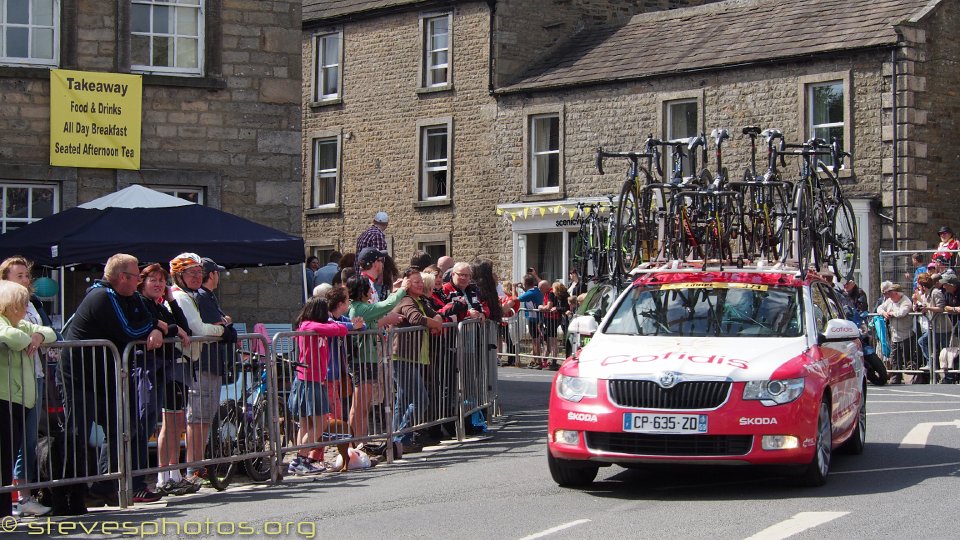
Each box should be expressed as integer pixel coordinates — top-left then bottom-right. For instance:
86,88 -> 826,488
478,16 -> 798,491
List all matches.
287,295 -> 363,474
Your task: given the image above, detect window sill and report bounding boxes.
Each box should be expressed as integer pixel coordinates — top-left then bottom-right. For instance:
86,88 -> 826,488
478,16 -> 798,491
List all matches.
413,198 -> 451,208
520,191 -> 564,203
310,97 -> 343,108
140,74 -> 227,90
416,84 -> 453,95
0,65 -> 55,78
305,206 -> 341,216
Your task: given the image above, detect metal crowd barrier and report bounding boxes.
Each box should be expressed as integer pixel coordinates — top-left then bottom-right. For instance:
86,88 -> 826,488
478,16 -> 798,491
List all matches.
0,340 -> 126,506
870,312 -> 959,384
507,307 -> 568,368
1,322 -> 500,507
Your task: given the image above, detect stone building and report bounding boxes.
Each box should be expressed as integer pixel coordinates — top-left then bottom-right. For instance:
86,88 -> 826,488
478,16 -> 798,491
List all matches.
305,0 -> 956,300
0,0 -> 303,324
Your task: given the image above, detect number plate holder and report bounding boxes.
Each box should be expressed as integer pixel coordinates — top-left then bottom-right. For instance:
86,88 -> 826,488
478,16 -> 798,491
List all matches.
623,413 -> 708,434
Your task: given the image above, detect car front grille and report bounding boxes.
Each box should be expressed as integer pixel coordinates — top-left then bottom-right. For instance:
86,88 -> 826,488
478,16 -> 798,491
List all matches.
608,380 -> 731,410
585,432 -> 753,456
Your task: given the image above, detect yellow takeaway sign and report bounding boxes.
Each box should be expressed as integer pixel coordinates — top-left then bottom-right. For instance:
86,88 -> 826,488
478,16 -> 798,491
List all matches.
49,69 -> 142,170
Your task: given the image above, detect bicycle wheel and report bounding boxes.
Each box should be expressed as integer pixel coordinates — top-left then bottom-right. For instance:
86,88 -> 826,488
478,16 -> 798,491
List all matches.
572,224 -> 591,279
588,213 -> 605,278
242,401 -> 274,482
793,183 -> 816,268
207,400 -> 241,491
616,180 -> 641,273
828,198 -> 858,282
768,183 -> 792,261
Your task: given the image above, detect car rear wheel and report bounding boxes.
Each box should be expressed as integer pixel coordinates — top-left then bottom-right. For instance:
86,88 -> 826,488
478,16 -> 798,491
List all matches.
548,450 -> 598,487
796,399 -> 832,487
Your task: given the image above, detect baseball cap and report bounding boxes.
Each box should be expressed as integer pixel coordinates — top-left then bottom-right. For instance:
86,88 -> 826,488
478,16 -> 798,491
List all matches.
169,252 -> 202,274
202,257 -> 225,273
938,226 -> 953,235
880,281 -> 902,294
374,211 -> 389,224
358,247 -> 387,267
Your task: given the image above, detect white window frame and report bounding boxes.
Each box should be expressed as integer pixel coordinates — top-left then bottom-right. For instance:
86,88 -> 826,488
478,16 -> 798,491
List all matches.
130,0 -> 204,76
313,31 -> 342,103
421,14 -> 451,88
799,71 -> 853,175
529,113 -> 561,194
0,0 -> 59,66
311,136 -> 340,209
152,185 -> 203,204
0,182 -> 59,233
807,80 -> 844,169
420,123 -> 450,201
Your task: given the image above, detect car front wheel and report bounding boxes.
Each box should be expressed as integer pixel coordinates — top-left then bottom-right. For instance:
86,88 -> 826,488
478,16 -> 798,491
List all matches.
548,450 -> 599,488
796,398 -> 832,487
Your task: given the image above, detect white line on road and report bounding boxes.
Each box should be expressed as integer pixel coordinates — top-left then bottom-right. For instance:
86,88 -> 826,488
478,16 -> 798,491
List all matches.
832,461 -> 960,475
519,519 -> 591,540
877,389 -> 960,399
743,512 -> 848,540
869,400 -> 960,404
868,408 -> 960,416
899,419 -> 960,448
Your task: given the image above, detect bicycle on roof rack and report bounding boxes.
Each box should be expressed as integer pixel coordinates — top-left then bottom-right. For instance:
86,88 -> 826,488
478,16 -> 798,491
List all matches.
779,136 -> 856,280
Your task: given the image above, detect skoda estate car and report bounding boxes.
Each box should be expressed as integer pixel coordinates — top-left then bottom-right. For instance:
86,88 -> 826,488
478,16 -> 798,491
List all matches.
547,265 -> 865,487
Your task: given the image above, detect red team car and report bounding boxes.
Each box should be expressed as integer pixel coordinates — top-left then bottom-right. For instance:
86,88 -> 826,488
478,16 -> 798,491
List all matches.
548,265 -> 866,487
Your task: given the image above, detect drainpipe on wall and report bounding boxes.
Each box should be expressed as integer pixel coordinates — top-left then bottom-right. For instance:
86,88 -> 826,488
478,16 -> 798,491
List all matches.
487,0 -> 496,95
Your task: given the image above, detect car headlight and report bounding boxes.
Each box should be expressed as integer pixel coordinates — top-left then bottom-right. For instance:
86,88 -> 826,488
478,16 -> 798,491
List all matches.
742,378 -> 804,405
557,375 -> 597,402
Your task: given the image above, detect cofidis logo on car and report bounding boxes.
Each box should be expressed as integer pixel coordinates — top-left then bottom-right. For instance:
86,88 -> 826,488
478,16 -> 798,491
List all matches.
600,351 -> 751,370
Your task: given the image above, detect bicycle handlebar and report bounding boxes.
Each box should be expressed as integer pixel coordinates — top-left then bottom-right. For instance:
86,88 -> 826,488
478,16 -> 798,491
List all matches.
595,146 -> 654,175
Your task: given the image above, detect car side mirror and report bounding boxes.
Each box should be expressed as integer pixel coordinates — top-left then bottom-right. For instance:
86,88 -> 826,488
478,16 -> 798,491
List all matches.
818,318 -> 861,345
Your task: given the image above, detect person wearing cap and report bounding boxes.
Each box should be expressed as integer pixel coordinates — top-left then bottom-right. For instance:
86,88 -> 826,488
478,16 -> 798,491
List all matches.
933,226 -> 958,267
58,253 -> 165,511
940,275 -> 960,383
169,254 -> 233,490
357,247 -> 387,303
878,281 -> 916,384
355,211 -> 389,263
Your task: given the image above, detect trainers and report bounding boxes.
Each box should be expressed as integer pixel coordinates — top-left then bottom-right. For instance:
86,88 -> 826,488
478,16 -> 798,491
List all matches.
15,496 -> 52,517
302,458 -> 327,474
132,489 -> 162,503
287,457 -> 312,476
156,481 -> 178,496
176,477 -> 202,495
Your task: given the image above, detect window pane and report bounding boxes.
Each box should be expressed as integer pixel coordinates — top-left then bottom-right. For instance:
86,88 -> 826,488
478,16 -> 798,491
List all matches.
31,27 -> 52,59
176,6 -> 198,36
176,37 -> 197,68
428,170 -> 447,198
322,67 -> 338,95
32,0 -> 53,26
322,35 -> 338,66
131,34 -> 150,65
320,176 -> 336,206
430,50 -> 447,67
152,35 -> 172,66
6,187 -> 28,219
152,5 -> 171,34
427,130 -> 446,161
812,83 -> 843,125
31,188 -> 54,218
536,154 -> 559,188
813,126 -> 843,149
429,67 -> 447,85
6,28 -> 28,57
317,141 -> 337,169
668,102 -> 697,139
131,4 -> 151,33
430,18 -> 448,46
8,0 -> 28,24
533,116 -> 558,153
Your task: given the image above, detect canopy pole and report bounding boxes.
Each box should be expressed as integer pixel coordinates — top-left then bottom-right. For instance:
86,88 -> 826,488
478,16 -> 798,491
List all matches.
303,262 -> 309,303
58,265 -> 65,329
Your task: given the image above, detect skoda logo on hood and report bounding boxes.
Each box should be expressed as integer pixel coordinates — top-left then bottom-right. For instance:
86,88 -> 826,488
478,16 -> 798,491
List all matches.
658,371 -> 680,388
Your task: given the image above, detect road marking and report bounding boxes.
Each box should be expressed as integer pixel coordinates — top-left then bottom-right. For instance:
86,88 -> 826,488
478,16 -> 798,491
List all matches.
869,400 -> 960,404
519,519 -> 591,540
878,389 -> 960,399
868,408 -> 960,416
743,512 -> 848,540
833,461 -> 960,475
899,419 -> 960,448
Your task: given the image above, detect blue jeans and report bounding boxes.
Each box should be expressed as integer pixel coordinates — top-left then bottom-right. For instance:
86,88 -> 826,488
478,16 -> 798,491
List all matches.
391,362 -> 429,443
14,377 -> 43,482
918,331 -> 951,368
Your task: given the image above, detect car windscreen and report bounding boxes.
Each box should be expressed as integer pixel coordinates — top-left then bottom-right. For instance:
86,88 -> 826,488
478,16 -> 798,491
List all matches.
603,282 -> 803,337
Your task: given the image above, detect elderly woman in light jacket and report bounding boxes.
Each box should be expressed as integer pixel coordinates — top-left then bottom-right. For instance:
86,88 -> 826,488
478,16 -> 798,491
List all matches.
0,280 -> 56,517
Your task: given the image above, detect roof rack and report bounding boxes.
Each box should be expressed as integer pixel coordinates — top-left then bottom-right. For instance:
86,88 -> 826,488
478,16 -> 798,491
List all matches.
627,258 -> 811,278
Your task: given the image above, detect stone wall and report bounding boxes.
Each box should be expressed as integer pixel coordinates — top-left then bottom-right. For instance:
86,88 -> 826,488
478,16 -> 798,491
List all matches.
493,51 -> 891,268
901,3 -> 960,250
0,0 -> 303,325
302,2 -> 503,268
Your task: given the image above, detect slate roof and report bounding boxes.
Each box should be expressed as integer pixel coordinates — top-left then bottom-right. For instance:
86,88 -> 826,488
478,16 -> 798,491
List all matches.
498,0 -> 937,93
303,0 -> 432,23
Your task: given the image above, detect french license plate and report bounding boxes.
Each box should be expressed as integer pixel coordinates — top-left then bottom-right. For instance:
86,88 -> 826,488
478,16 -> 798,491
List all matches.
623,413 -> 707,434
